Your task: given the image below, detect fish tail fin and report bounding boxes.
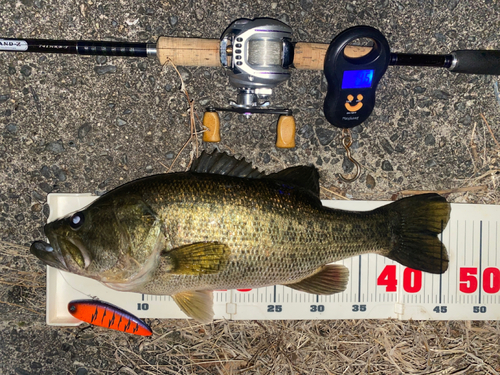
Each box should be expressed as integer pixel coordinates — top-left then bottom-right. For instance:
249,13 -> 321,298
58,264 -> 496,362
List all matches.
377,193 -> 451,274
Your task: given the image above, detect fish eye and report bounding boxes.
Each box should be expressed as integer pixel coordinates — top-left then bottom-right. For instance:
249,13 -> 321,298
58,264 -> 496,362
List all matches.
69,212 -> 85,230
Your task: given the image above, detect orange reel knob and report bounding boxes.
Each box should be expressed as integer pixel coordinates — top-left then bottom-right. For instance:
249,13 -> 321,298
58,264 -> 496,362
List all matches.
202,111 -> 221,143
276,115 -> 296,148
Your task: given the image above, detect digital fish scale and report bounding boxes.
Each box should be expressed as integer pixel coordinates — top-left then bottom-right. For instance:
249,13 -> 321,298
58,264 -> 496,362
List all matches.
44,194 -> 500,325
323,26 -> 391,130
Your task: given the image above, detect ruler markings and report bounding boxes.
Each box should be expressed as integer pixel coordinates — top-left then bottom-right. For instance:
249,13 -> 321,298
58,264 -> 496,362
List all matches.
487,221 -> 490,267
375,255 -> 378,303
471,220 -> 474,266
366,256 -> 369,303
479,221 -> 483,305
439,220 -> 443,304
358,255 -> 362,303
423,264 -> 427,303
455,220 -> 459,303
447,220 -> 451,305
350,257 -> 354,302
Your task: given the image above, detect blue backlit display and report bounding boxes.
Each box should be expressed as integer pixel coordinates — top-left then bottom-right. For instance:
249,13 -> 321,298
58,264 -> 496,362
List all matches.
341,69 -> 374,89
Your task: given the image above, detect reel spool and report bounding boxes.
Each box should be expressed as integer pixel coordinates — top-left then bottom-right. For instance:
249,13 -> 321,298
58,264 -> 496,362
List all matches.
203,18 -> 296,148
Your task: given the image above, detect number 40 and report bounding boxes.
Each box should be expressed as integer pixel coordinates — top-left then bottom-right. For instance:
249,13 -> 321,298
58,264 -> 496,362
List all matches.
377,265 -> 422,293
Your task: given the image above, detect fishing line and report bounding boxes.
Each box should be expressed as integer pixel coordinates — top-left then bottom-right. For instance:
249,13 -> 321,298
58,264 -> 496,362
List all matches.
58,269 -> 97,301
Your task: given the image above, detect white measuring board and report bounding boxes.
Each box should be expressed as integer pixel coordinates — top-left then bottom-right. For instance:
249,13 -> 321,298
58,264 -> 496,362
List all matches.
44,193 -> 500,325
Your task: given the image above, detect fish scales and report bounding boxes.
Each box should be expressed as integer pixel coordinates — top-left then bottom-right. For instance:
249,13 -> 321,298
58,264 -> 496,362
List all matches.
110,173 -> 391,295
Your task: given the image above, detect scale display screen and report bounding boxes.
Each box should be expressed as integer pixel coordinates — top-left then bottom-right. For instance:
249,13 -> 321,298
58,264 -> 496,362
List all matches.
341,69 -> 374,89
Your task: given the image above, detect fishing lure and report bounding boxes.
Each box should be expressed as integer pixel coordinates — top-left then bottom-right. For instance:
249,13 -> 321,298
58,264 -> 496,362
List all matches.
68,299 -> 152,336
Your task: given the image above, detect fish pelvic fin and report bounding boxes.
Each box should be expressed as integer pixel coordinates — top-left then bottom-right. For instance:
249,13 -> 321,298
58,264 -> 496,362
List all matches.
378,193 -> 451,274
162,242 -> 230,275
285,264 -> 349,295
172,290 -> 214,323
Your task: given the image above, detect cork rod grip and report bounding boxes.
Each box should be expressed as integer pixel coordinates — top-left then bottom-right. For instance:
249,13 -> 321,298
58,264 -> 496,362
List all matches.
294,43 -> 373,70
156,37 -> 221,66
293,43 -> 328,70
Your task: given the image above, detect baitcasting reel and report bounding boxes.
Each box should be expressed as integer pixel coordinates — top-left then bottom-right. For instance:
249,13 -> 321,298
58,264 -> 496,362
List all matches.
203,18 -> 296,148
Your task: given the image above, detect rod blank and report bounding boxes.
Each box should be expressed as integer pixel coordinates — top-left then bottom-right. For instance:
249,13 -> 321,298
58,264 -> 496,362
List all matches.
1,37 -> 499,75
0,38 -> 150,57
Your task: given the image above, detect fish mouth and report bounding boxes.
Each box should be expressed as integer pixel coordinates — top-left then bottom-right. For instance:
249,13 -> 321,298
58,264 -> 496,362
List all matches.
30,240 -> 69,271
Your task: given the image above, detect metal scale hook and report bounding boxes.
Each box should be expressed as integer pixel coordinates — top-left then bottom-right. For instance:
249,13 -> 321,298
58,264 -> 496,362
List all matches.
338,128 -> 361,183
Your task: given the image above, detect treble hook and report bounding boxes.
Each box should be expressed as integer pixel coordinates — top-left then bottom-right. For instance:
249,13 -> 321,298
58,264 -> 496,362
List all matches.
337,128 -> 361,183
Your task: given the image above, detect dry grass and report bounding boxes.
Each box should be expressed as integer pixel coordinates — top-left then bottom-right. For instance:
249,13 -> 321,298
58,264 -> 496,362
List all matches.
0,242 -> 46,316
74,318 -> 500,374
161,58 -> 203,173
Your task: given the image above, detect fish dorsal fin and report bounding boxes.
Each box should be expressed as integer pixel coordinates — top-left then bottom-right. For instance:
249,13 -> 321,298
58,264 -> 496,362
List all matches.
285,264 -> 349,295
191,150 -> 321,197
162,242 -> 230,275
266,165 -> 320,198
190,150 -> 264,178
172,290 -> 214,323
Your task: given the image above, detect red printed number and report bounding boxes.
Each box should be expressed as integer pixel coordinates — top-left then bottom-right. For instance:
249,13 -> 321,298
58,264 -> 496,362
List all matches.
216,289 -> 253,292
483,268 -> 500,294
377,266 -> 422,293
377,265 -> 397,292
459,267 -> 500,294
403,268 -> 422,293
459,267 -> 478,294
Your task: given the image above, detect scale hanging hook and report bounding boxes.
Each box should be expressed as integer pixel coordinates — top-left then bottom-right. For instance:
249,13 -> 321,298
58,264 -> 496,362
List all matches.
338,128 -> 361,183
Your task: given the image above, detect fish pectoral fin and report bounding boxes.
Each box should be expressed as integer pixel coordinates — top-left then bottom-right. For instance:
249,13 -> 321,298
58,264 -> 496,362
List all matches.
285,264 -> 349,295
172,290 -> 214,323
162,242 -> 230,275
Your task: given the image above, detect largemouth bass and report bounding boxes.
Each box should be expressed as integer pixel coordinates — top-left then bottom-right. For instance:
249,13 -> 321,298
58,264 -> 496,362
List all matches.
31,151 -> 451,323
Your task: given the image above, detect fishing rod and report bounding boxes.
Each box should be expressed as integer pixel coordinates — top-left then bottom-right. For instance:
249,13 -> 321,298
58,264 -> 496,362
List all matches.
2,18 -> 499,180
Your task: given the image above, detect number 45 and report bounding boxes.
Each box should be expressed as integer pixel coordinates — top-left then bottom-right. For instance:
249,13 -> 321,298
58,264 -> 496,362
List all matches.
433,306 -> 447,313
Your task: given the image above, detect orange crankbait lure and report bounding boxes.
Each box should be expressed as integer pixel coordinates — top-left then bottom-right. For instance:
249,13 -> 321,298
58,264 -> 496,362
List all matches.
68,300 -> 152,336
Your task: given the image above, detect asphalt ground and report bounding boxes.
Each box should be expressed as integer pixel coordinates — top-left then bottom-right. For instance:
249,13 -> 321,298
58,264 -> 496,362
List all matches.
1,0 -> 499,374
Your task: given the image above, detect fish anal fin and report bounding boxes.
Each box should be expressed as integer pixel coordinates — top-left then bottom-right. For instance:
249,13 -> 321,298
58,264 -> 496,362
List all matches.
172,290 -> 214,323
162,242 -> 230,275
285,264 -> 349,295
